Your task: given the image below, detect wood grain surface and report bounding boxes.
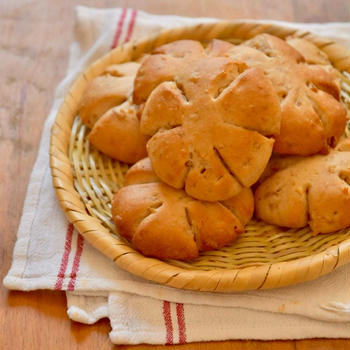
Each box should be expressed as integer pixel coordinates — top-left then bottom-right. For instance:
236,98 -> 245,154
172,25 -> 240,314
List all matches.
0,0 -> 349,349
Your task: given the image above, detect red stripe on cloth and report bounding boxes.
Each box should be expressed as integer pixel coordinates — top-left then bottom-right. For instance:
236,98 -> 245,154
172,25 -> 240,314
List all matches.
124,9 -> 137,43
54,223 -> 74,290
110,8 -> 127,49
67,233 -> 85,291
59,6 -> 137,293
162,301 -> 174,345
176,303 -> 187,344
58,9 -> 137,292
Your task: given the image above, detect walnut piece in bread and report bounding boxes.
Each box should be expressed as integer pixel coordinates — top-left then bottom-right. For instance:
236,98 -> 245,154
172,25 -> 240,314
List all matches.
228,34 -> 347,156
255,147 -> 350,234
112,158 -> 254,260
134,40 -> 281,202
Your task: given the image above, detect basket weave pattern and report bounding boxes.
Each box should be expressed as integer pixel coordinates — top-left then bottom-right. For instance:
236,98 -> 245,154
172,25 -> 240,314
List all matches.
50,22 -> 350,292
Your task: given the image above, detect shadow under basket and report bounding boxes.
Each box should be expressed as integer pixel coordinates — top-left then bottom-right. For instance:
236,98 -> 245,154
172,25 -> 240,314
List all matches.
50,21 -> 350,292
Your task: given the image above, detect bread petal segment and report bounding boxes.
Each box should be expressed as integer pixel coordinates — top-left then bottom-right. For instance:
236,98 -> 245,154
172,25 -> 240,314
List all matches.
78,62 -> 149,163
255,171 -> 309,228
306,89 -> 347,147
133,190 -> 198,260
217,67 -> 281,135
275,89 -> 326,155
185,148 -> 242,202
112,183 -> 162,241
286,38 -> 329,65
147,127 -> 190,189
308,152 -> 350,233
222,187 -> 254,226
103,62 -> 140,77
309,175 -> 350,233
214,123 -> 274,187
205,39 -> 235,57
88,102 -> 148,163
301,64 -> 341,100
187,201 -> 243,251
247,33 -> 304,63
124,158 -> 158,185
133,54 -> 179,104
79,75 -> 133,128
141,81 -> 187,136
153,39 -> 204,57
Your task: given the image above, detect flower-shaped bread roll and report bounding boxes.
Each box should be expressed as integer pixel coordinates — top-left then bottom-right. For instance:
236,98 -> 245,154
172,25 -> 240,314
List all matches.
112,158 -> 254,260
228,34 -> 347,155
78,62 -> 148,163
134,40 -> 281,201
255,147 -> 350,234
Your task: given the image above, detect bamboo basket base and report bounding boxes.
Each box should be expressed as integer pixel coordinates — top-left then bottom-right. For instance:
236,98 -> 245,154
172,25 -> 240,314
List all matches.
51,21 -> 350,292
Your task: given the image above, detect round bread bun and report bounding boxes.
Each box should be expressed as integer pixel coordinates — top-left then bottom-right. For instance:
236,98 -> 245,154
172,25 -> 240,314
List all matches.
78,62 -> 148,163
228,34 -> 347,156
134,39 -> 281,202
112,158 -> 254,260
255,146 -> 350,234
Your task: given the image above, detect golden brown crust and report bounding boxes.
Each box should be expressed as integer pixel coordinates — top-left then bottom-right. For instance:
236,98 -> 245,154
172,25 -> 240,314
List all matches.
125,158 -> 255,225
112,158 -> 254,260
78,62 -> 148,163
222,187 -> 254,226
79,75 -> 133,128
255,150 -> 350,234
286,37 -> 330,65
103,62 -> 140,77
124,157 -> 158,185
78,62 -> 140,129
205,39 -> 235,56
88,101 -> 148,163
112,182 -> 241,260
134,40 -> 280,201
228,34 -> 347,155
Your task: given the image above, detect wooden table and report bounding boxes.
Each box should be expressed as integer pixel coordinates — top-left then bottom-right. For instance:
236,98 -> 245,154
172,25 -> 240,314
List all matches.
1,0 -> 349,348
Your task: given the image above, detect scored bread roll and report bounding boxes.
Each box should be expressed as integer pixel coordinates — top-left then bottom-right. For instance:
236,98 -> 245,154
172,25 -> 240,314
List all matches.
79,61 -> 140,128
255,146 -> 350,234
112,158 -> 254,260
78,62 -> 149,163
228,34 -> 347,156
133,39 -> 280,202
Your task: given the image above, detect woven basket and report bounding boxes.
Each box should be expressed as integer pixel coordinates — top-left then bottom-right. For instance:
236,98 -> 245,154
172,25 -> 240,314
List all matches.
50,21 -> 350,292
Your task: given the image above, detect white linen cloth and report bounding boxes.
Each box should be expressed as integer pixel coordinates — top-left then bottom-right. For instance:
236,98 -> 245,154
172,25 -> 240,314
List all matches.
4,6 -> 350,345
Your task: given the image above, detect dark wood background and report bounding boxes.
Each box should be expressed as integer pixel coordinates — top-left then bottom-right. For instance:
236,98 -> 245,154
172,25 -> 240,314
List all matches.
1,0 -> 349,349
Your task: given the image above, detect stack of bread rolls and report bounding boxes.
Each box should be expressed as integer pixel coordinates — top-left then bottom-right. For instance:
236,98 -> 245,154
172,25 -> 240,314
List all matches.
78,34 -> 349,260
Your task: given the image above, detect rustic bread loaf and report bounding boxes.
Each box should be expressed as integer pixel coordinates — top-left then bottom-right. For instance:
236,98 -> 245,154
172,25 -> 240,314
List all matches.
228,34 -> 347,156
112,158 -> 254,260
255,146 -> 350,234
133,40 -> 280,201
